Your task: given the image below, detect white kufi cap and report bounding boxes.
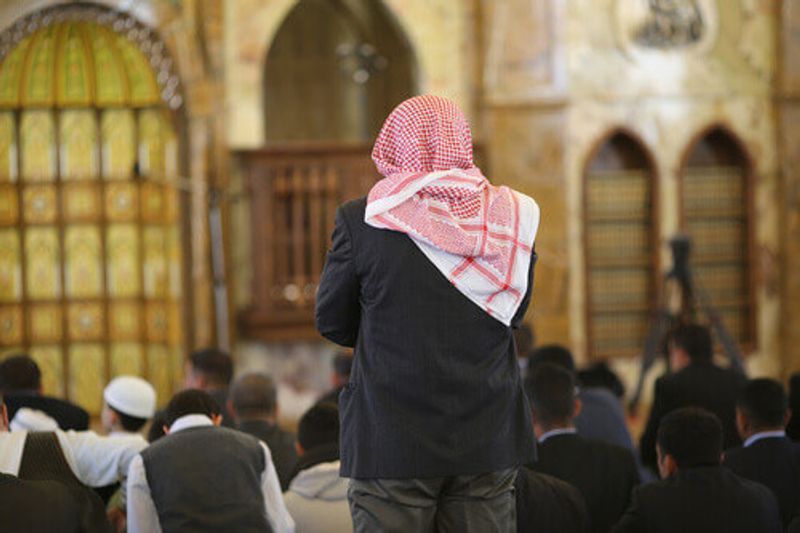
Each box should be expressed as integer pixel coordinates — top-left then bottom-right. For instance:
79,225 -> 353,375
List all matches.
104,376 -> 157,419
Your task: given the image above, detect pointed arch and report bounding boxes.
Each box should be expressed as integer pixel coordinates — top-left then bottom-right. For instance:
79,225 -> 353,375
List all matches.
583,128 -> 659,359
679,124 -> 756,350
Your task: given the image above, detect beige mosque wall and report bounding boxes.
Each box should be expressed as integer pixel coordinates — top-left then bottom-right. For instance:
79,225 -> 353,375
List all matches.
779,0 -> 800,378
483,0 -> 784,400
223,0 -> 477,149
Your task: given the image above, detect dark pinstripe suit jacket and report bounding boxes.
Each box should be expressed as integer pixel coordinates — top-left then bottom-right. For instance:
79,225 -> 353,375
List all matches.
316,197 -> 536,479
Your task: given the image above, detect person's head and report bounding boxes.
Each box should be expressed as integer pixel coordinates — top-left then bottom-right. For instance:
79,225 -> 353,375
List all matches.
372,95 -> 475,178
529,345 -> 576,375
296,402 -> 339,457
656,407 -> 722,479
183,348 -> 233,391
735,378 -> 789,440
526,363 -> 581,438
101,376 -> 157,434
513,324 -> 536,358
331,353 -> 352,389
0,354 -> 42,394
163,389 -> 221,434
668,324 -> 713,372
229,373 -> 278,422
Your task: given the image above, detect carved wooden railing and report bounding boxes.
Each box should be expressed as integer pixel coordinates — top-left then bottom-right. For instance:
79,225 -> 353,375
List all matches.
236,143 -> 378,341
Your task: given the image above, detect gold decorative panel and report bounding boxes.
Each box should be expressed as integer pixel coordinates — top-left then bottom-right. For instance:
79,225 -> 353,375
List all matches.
64,225 -> 102,298
0,305 -> 23,345
110,342 -> 143,377
143,226 -> 167,298
0,9 -> 185,414
109,301 -> 140,341
101,109 -> 135,179
25,227 -> 61,300
20,111 -> 55,181
147,344 -> 171,407
68,343 -> 105,415
60,110 -> 97,180
0,185 -> 16,224
0,230 -> 21,302
105,183 -> 138,222
145,302 -> 168,343
22,185 -> 57,224
63,184 -> 101,222
106,224 -> 141,297
28,304 -> 62,342
0,111 -> 18,181
67,302 -> 104,341
30,345 -> 63,397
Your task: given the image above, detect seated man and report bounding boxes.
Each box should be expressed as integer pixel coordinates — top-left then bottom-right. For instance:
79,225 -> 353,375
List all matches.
230,372 -> 297,491
724,378 -> 800,528
0,394 -> 146,532
529,346 -> 640,462
148,348 -> 235,442
527,363 -> 639,533
614,407 -> 781,533
127,389 -> 294,533
97,376 -> 156,506
0,354 -> 89,430
285,403 -> 351,533
640,324 -> 746,471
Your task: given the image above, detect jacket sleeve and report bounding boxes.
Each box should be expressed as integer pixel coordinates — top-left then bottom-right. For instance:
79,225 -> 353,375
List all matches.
511,248 -> 537,329
315,207 -> 360,347
612,488 -> 646,533
639,377 -> 668,470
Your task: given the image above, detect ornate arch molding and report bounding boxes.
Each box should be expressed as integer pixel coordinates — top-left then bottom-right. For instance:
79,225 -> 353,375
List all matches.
0,2 -> 183,110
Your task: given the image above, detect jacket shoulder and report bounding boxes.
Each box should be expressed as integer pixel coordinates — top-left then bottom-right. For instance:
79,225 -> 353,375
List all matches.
339,197 -> 366,220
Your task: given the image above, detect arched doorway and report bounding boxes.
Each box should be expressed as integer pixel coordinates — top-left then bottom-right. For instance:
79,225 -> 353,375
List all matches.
583,131 -> 658,359
263,0 -> 417,142
680,126 -> 754,349
0,4 -> 186,413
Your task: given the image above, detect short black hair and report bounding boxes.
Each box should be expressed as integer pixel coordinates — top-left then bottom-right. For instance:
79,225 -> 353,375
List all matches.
526,363 -> 577,427
669,324 -> 713,362
529,345 -> 576,375
737,378 -> 787,430
298,402 -> 339,452
188,348 -> 233,387
657,407 -> 722,468
230,373 -> 277,418
0,354 -> 41,392
110,406 -> 149,433
164,389 -> 221,428
332,353 -> 352,378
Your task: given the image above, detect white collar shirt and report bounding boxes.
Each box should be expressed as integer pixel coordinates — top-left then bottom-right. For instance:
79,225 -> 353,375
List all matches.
743,430 -> 786,448
538,427 -> 577,444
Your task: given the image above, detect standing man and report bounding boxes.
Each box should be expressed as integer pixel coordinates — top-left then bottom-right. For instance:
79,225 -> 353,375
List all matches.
316,95 -> 540,532
640,324 -> 746,471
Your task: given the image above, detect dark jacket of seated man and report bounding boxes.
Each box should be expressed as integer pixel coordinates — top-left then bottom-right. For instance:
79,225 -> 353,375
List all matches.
640,325 -> 746,470
723,378 -> 800,529
0,473 -> 83,533
526,364 -> 639,533
230,372 -> 298,491
615,407 -> 781,533
515,468 -> 589,533
0,354 -> 89,430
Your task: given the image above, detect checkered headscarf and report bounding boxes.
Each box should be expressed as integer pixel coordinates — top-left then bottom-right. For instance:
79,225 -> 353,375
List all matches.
365,95 -> 540,325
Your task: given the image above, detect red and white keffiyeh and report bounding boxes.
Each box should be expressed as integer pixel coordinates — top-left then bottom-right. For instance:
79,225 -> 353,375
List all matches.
366,95 -> 540,325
